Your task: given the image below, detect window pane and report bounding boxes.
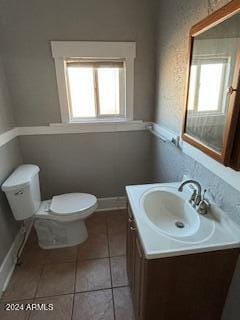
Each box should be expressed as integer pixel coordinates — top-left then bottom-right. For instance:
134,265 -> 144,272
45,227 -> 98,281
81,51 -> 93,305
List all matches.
67,67 -> 95,118
98,68 -> 120,115
198,63 -> 224,112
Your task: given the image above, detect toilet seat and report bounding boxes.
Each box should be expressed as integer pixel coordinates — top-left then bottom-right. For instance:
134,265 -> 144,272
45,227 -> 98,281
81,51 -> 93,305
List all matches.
50,193 -> 97,218
35,193 -> 98,222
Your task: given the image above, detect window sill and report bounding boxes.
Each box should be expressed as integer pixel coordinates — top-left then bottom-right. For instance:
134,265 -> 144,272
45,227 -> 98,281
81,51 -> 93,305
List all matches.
46,120 -> 149,133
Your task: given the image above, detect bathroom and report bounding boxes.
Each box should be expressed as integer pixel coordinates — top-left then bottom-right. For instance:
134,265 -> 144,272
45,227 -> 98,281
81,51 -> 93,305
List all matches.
0,0 -> 240,319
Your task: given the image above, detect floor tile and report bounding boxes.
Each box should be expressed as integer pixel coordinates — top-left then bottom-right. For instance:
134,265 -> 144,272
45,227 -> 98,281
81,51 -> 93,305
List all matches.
107,210 -> 127,235
113,287 -> 135,320
20,246 -> 49,267
0,299 -> 33,320
109,232 -> 126,257
46,246 -> 78,264
86,212 -> 107,235
77,232 -> 109,260
72,289 -> 114,320
36,262 -> 75,297
110,256 -> 128,287
75,258 -> 111,292
29,294 -> 73,320
107,211 -> 127,257
2,263 -> 43,301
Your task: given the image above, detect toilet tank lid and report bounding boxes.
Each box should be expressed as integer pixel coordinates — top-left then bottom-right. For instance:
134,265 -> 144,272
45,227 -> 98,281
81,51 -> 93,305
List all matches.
1,164 -> 40,191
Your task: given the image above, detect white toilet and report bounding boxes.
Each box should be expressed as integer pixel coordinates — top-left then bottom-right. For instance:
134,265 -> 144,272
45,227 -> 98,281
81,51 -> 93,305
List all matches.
1,164 -> 98,249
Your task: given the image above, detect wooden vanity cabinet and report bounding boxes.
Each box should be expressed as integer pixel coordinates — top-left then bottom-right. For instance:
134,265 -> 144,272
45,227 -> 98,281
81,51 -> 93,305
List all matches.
127,206 -> 239,320
127,209 -> 144,318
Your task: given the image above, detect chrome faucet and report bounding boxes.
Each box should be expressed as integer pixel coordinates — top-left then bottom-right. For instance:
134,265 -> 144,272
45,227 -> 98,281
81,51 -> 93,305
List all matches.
178,180 -> 210,214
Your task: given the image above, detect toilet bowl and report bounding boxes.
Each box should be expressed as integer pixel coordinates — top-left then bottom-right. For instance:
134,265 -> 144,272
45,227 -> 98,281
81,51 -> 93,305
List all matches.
1,164 -> 98,249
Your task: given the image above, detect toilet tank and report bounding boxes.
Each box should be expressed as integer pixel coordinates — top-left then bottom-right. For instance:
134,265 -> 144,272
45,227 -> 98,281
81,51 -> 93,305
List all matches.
2,164 -> 41,220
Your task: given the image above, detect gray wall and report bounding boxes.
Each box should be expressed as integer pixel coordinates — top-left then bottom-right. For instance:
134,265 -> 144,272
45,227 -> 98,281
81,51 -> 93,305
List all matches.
0,57 -> 22,264
0,0 -> 159,126
0,139 -> 22,263
19,131 -> 153,199
0,57 -> 15,133
0,0 -> 158,200
154,0 -> 240,319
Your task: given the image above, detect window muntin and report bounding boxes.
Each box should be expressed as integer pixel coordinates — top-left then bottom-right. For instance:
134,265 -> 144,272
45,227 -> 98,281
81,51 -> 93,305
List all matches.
66,60 -> 125,121
187,57 -> 230,113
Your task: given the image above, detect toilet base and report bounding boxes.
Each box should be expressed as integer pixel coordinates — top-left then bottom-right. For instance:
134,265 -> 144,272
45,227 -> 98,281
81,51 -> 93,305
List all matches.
34,218 -> 88,249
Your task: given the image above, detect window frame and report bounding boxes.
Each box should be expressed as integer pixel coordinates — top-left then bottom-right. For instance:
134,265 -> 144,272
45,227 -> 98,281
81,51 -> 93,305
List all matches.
65,60 -> 126,122
188,55 -> 231,115
51,41 -> 136,123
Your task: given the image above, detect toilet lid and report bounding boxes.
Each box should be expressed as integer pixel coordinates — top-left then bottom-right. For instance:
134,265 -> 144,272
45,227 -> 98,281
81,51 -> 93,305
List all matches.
50,193 -> 97,215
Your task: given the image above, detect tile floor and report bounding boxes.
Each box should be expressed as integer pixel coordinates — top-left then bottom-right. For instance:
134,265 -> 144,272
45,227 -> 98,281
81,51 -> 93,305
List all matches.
0,210 -> 135,320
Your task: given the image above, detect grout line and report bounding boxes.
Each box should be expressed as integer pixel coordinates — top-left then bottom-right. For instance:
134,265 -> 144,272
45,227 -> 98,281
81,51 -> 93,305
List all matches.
1,292 -> 74,303
0,286 -> 130,304
112,287 -> 116,320
75,286 -> 112,295
31,292 -> 76,301
33,264 -> 45,299
39,259 -> 78,267
3,211 -> 127,319
77,255 -> 110,262
32,253 -> 126,265
70,294 -> 75,320
70,258 -> 78,320
106,214 -> 116,320
106,214 -> 113,288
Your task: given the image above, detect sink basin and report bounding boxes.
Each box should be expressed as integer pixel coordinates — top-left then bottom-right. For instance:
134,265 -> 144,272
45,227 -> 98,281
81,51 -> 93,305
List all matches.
140,186 -> 215,244
143,189 -> 200,238
126,182 -> 240,259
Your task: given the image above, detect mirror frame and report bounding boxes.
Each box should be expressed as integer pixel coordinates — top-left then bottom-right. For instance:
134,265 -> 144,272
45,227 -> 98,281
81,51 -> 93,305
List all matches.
182,0 -> 240,167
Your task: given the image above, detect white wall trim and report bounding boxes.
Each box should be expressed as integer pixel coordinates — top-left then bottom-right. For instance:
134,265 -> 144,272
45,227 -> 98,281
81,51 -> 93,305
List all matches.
19,121 -> 149,135
2,123 -> 240,194
0,220 -> 32,297
151,123 -> 240,193
97,196 -> 127,211
0,121 -> 150,147
0,128 -> 19,148
51,41 -> 136,60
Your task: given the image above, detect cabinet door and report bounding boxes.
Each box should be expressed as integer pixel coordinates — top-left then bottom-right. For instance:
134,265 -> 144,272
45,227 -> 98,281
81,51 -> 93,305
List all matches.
133,234 -> 144,320
127,205 -> 135,291
127,206 -> 145,320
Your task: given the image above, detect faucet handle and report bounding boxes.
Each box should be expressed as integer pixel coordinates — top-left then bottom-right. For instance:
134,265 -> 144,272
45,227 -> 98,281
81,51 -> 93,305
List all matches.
197,189 -> 211,215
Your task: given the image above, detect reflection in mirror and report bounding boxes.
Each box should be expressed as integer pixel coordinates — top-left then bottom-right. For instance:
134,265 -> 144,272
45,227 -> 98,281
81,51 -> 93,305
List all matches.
186,13 -> 240,153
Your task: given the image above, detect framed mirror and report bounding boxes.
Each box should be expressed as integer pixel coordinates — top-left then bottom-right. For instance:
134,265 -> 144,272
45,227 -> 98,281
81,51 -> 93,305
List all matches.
182,0 -> 240,169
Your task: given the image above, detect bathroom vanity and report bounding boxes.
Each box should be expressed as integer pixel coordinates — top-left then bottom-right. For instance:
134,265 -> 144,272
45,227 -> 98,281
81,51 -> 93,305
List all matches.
126,183 -> 240,320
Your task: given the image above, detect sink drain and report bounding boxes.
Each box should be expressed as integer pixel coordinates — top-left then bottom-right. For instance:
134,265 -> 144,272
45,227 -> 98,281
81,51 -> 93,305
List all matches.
175,221 -> 185,228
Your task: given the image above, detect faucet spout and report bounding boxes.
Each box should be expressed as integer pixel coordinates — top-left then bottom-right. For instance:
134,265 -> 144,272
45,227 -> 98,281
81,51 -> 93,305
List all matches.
178,179 -> 201,194
178,180 -> 202,206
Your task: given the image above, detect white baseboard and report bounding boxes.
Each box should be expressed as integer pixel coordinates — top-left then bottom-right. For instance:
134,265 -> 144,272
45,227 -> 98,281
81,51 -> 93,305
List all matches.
0,220 -> 32,298
97,196 -> 127,211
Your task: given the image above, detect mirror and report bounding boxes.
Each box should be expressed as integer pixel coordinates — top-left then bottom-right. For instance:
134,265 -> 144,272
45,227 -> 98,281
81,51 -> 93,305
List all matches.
183,1 -> 240,166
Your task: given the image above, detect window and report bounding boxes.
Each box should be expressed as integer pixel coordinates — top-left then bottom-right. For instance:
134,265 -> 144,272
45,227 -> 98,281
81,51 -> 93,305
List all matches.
188,56 -> 230,113
66,60 -> 125,121
51,41 -> 136,123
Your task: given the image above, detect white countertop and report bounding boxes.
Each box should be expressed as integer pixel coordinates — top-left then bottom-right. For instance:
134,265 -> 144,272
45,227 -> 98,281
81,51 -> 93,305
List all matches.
126,182 -> 240,259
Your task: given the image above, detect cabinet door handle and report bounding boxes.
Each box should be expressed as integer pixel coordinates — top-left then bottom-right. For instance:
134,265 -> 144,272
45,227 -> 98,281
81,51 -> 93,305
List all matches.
130,225 -> 136,231
128,218 -> 134,223
227,86 -> 238,95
